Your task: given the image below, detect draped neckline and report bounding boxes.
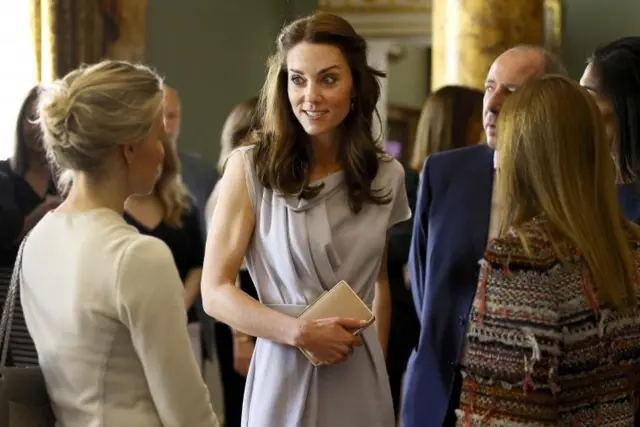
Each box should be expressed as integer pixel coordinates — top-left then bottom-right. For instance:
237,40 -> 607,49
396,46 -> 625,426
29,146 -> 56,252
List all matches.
282,170 -> 345,212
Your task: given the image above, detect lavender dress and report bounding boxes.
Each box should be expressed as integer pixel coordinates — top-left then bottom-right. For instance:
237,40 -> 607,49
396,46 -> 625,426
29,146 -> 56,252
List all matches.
236,146 -> 411,427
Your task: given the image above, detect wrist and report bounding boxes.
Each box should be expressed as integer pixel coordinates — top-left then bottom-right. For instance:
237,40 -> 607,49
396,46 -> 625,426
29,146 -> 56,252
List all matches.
287,318 -> 307,347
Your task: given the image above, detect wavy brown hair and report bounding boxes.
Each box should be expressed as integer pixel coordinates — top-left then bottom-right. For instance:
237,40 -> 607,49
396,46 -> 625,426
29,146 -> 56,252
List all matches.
250,12 -> 390,213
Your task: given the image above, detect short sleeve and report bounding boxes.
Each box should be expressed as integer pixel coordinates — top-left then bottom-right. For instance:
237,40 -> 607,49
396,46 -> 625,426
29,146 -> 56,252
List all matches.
204,183 -> 220,233
388,161 -> 412,229
226,146 -> 262,216
116,236 -> 219,427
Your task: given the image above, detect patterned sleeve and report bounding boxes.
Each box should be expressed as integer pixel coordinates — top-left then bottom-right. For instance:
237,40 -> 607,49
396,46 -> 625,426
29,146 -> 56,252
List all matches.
458,232 -> 564,424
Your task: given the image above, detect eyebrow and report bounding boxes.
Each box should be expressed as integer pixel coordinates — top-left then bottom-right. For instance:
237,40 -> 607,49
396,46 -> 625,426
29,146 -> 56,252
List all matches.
288,65 -> 340,75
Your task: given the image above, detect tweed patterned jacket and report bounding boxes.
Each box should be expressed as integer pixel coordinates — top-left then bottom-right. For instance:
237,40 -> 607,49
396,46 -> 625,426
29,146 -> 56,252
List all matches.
456,218 -> 640,426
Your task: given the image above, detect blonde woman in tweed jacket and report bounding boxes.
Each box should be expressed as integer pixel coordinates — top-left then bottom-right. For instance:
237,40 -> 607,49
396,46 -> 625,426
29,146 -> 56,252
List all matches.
456,75 -> 640,426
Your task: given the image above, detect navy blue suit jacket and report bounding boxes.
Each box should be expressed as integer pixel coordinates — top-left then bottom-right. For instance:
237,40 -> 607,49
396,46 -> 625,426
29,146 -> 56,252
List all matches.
618,183 -> 640,225
402,144 -> 494,427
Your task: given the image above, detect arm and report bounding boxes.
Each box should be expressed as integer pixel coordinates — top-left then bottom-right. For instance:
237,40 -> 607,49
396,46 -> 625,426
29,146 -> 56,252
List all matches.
184,207 -> 205,310
117,237 -> 219,427
373,244 -> 391,357
231,271 -> 255,377
408,158 -> 432,319
202,150 -> 364,365
201,151 -> 301,345
184,268 -> 202,310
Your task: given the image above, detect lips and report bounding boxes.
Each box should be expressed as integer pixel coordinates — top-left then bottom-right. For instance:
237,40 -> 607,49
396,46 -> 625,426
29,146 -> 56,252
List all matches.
304,110 -> 327,119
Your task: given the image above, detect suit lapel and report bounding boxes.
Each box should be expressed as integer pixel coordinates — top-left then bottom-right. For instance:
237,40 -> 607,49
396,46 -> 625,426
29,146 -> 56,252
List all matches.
467,145 -> 495,259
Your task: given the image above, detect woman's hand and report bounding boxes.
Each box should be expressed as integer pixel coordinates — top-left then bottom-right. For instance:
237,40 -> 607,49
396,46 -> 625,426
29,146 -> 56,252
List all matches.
294,317 -> 366,365
233,335 -> 255,377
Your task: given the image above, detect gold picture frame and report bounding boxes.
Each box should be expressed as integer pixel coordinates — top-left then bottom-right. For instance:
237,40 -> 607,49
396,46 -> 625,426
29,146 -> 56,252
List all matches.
544,0 -> 562,56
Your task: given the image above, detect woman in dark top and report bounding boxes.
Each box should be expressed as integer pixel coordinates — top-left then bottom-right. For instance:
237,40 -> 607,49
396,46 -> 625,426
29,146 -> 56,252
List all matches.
580,37 -> 640,223
123,205 -> 204,324
0,85 -> 59,269
0,85 -> 58,366
124,134 -> 206,360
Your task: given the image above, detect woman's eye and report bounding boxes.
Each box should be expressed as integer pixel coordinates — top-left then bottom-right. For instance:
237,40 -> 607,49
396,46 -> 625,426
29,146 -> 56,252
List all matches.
323,75 -> 336,84
291,75 -> 304,85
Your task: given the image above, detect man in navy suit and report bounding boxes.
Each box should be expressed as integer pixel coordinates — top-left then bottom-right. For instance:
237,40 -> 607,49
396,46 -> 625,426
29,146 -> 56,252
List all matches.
401,46 -> 567,427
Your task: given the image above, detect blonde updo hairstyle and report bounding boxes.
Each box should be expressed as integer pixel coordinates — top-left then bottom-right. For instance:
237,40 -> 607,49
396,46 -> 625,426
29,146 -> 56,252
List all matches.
38,60 -> 164,193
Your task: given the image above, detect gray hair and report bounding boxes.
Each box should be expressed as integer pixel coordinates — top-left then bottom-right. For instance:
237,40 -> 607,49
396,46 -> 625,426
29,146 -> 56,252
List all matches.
508,44 -> 568,76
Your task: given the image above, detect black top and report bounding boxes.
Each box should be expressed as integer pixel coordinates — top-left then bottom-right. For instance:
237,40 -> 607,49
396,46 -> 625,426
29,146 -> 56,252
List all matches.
0,159 -> 56,269
124,202 -> 204,323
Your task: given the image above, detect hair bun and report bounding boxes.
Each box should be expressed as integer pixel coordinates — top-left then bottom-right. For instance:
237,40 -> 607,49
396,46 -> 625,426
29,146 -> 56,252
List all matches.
38,80 -> 74,150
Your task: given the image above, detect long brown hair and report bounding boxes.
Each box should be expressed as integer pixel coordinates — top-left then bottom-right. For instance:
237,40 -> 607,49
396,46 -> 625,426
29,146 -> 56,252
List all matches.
498,75 -> 639,309
410,85 -> 483,172
251,12 -> 390,213
10,85 -> 44,176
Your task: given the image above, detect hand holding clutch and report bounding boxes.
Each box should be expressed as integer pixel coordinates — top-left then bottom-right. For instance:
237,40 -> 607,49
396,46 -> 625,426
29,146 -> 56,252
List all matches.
295,317 -> 365,365
295,280 -> 376,366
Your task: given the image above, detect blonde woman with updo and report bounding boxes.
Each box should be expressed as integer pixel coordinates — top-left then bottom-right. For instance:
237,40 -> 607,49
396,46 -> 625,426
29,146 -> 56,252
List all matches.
19,61 -> 219,427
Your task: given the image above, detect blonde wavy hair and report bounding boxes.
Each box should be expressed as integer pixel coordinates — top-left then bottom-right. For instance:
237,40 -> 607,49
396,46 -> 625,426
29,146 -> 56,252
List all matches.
497,74 -> 640,310
156,133 -> 191,228
37,60 -> 164,194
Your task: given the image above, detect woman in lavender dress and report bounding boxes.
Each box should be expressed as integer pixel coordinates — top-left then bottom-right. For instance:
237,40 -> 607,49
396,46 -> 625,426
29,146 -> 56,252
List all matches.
202,12 -> 410,427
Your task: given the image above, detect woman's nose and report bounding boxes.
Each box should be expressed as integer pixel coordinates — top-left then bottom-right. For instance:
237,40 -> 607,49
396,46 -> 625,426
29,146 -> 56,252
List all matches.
304,82 -> 322,103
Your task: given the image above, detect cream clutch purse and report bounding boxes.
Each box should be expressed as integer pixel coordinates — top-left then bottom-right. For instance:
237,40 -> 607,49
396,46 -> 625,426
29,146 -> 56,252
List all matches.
296,280 -> 375,366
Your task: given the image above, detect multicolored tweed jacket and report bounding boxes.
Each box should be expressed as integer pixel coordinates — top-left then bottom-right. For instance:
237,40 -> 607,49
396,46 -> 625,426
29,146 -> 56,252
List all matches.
456,218 -> 640,426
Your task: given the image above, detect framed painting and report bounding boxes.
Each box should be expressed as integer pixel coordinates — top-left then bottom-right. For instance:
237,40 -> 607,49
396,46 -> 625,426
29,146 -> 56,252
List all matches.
543,0 -> 562,56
